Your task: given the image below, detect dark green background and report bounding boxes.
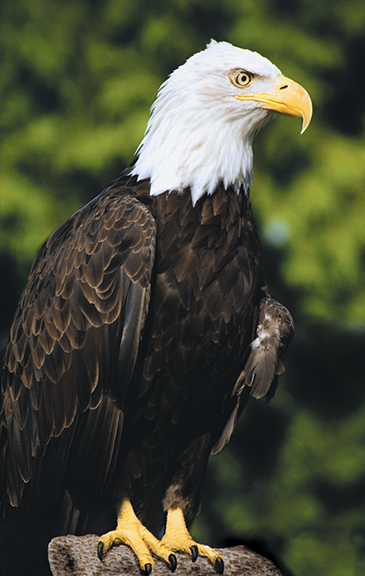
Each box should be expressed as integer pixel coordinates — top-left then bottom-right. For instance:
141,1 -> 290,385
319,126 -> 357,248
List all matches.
1,1 -> 364,575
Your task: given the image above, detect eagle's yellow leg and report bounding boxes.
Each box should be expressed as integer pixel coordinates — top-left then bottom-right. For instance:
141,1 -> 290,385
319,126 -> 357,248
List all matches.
161,507 -> 224,574
97,498 -> 176,575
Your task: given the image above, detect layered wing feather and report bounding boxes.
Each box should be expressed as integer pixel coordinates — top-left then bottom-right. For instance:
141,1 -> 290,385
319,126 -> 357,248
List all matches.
1,187 -> 156,508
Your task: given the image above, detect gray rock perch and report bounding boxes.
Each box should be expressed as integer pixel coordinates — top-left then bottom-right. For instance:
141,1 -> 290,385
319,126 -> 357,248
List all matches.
48,535 -> 283,575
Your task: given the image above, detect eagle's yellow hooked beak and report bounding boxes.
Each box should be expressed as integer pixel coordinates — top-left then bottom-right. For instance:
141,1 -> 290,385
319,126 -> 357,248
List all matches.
235,75 -> 312,133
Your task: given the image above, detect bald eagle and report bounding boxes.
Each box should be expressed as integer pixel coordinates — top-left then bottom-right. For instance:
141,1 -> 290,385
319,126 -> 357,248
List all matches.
0,40 -> 311,575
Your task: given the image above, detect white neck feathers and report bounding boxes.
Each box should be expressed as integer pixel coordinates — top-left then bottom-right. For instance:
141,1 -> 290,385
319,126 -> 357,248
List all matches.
132,41 -> 280,205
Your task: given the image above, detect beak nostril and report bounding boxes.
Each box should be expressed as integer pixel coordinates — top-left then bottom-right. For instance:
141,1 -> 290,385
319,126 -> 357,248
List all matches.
280,84 -> 289,90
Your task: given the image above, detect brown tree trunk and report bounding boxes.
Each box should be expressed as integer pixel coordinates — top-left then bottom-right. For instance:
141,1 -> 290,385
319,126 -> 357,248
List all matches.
48,534 -> 283,575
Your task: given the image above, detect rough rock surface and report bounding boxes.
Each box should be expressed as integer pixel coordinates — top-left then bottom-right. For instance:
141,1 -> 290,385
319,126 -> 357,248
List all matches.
48,535 -> 283,575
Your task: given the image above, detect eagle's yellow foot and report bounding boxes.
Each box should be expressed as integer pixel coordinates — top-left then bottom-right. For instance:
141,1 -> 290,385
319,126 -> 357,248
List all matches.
98,498 -> 177,574
161,507 -> 224,574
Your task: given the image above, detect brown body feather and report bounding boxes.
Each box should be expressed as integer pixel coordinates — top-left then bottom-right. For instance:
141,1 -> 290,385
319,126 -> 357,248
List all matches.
0,168 -> 293,574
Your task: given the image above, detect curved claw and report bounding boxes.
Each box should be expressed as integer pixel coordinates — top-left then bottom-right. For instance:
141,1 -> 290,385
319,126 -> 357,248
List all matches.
168,553 -> 177,572
190,545 -> 199,562
215,556 -> 224,574
144,563 -> 152,576
97,541 -> 104,561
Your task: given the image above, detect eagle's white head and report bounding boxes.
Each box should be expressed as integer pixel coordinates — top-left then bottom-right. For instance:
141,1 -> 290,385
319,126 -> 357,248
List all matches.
132,40 -> 312,205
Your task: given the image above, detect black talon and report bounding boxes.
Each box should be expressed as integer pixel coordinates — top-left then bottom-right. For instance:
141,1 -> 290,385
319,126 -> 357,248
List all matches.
97,541 -> 104,561
144,563 -> 152,576
190,545 -> 199,562
169,553 -> 177,572
215,557 -> 224,574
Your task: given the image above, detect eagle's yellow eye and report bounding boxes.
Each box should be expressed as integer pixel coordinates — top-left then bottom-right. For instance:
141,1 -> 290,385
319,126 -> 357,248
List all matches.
232,70 -> 252,87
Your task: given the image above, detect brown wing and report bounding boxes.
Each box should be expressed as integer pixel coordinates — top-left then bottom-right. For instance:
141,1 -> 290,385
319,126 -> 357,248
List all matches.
211,293 -> 294,454
1,187 -> 156,509
242,294 -> 295,400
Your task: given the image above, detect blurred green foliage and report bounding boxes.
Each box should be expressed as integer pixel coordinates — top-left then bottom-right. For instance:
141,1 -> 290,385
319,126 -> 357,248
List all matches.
1,1 -> 364,575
